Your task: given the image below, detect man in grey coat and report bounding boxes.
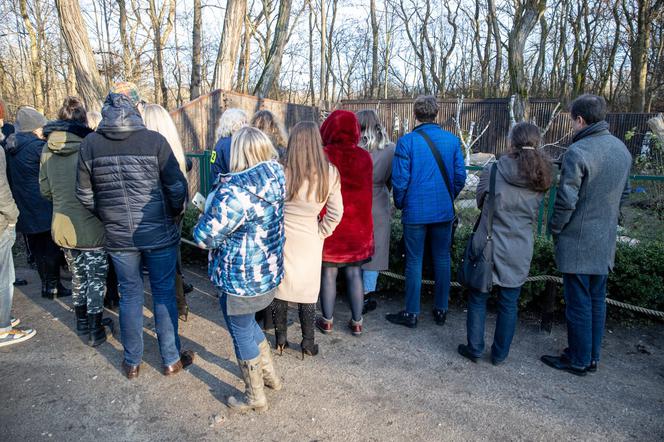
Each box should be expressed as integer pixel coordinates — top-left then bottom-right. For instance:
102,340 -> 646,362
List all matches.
541,94 -> 631,376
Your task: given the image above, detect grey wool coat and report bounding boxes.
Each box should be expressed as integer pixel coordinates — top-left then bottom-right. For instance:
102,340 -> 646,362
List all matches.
473,156 -> 545,288
363,143 -> 396,271
549,121 -> 632,275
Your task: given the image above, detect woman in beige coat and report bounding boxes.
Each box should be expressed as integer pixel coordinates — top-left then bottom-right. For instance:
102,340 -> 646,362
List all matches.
270,121 -> 343,357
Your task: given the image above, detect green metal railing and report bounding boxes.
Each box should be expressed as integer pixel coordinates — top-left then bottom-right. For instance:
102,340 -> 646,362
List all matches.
187,151 -> 213,196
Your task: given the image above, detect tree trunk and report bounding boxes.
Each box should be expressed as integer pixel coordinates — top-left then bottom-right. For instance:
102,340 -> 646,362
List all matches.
254,0 -> 293,97
19,0 -> 44,111
507,0 -> 547,122
487,0 -> 502,96
629,0 -> 652,112
369,0 -> 379,97
319,0 -> 327,103
55,0 -> 105,112
212,0 -> 247,91
189,0 -> 202,100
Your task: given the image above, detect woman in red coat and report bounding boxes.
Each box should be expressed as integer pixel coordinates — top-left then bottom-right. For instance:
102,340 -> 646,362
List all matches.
315,110 -> 374,336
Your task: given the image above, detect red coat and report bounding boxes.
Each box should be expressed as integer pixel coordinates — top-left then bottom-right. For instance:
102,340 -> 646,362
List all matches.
320,110 -> 374,263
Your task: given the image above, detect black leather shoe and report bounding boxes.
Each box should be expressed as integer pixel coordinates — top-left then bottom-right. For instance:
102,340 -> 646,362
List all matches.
362,294 -> 378,315
458,344 -> 479,362
561,348 -> 597,373
433,309 -> 447,326
13,279 -> 28,286
385,311 -> 417,328
540,355 -> 587,376
183,281 -> 194,294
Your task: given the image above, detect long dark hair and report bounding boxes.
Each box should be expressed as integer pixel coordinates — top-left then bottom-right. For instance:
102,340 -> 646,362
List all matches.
57,96 -> 87,125
508,122 -> 552,192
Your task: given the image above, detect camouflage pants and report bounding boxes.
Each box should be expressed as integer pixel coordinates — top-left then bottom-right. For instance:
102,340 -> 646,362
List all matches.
63,249 -> 108,315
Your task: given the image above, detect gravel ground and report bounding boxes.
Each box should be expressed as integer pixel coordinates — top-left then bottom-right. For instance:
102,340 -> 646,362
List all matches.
2,264 -> 663,442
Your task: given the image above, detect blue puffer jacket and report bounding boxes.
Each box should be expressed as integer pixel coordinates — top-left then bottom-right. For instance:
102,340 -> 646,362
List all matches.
193,160 -> 285,297
392,123 -> 466,224
5,132 -> 53,234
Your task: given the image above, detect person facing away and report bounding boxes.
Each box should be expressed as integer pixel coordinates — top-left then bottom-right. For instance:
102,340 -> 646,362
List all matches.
193,126 -> 285,413
142,102 -> 193,321
76,83 -> 193,380
0,134 -> 37,348
386,95 -> 466,329
270,121 -> 343,358
315,110 -> 374,337
39,96 -> 112,347
356,109 -> 396,315
0,98 -> 15,149
541,94 -> 632,376
5,106 -> 72,300
457,122 -> 552,365
210,108 -> 248,178
251,109 -> 288,160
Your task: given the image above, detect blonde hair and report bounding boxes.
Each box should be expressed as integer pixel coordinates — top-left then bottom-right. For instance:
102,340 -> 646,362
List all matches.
283,121 -> 329,203
143,103 -> 187,176
251,110 -> 288,149
216,108 -> 248,140
356,109 -> 389,151
230,126 -> 278,172
87,111 -> 102,131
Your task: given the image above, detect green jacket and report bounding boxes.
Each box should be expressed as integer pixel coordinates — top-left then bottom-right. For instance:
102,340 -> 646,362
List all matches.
40,121 -> 105,249
0,147 -> 19,236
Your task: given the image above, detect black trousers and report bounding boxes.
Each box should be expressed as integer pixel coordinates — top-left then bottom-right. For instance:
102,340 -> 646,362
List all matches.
25,231 -> 62,288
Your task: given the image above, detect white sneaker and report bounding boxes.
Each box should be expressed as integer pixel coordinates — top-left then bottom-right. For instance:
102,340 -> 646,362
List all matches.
0,327 -> 36,347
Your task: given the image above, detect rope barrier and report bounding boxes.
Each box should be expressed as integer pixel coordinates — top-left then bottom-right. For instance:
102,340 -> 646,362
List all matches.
180,239 -> 664,319
378,271 -> 664,319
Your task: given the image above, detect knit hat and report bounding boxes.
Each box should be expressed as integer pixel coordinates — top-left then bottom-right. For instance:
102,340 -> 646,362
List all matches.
110,82 -> 141,107
16,106 -> 48,133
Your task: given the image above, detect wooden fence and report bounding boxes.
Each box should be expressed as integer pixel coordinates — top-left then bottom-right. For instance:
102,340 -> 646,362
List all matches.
169,92 -> 657,161
169,89 -> 319,153
340,98 -> 658,157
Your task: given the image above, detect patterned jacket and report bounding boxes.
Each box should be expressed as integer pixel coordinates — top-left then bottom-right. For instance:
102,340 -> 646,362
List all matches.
193,160 -> 285,296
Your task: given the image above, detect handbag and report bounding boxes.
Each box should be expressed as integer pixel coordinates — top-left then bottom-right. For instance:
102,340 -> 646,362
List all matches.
415,129 -> 459,241
457,163 -> 497,293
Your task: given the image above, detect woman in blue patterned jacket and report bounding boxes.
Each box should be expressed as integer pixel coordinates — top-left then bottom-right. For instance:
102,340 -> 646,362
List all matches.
193,126 -> 285,413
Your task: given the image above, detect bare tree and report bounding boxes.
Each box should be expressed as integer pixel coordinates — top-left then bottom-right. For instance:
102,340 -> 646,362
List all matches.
213,0 -> 247,91
54,0 -> 105,111
190,0 -> 202,100
254,0 -> 294,97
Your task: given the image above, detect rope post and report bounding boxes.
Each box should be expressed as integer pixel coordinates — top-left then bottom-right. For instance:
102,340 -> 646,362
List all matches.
540,280 -> 557,333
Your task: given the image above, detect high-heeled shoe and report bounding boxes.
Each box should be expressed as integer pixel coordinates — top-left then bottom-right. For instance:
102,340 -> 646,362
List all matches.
300,339 -> 319,359
275,340 -> 289,355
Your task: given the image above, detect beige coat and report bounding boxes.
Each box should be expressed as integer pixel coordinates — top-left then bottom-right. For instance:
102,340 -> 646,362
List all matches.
276,166 -> 344,304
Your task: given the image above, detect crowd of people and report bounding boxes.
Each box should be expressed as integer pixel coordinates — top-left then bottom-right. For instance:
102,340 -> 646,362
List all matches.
0,87 -> 632,412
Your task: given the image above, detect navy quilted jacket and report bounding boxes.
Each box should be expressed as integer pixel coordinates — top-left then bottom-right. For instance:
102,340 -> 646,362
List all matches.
76,93 -> 188,251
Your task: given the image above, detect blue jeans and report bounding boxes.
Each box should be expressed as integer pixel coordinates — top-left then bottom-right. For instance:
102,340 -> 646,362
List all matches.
403,222 -> 452,315
0,228 -> 16,332
563,273 -> 608,368
466,287 -> 521,362
109,245 -> 181,367
219,293 -> 265,360
362,270 -> 379,294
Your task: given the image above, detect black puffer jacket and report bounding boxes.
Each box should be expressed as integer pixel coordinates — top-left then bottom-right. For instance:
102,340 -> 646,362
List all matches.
76,93 -> 187,251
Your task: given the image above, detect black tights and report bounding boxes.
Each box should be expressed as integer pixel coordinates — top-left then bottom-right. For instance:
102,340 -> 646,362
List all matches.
319,265 -> 363,322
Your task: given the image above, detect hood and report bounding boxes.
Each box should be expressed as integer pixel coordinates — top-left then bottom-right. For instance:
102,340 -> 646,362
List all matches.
46,131 -> 86,156
497,155 -> 532,188
5,131 -> 40,155
572,120 -> 609,143
96,93 -> 146,141
320,110 -> 360,146
218,160 -> 285,205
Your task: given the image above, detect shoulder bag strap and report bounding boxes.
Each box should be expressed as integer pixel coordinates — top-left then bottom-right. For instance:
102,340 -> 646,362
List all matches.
486,162 -> 498,240
415,129 -> 455,215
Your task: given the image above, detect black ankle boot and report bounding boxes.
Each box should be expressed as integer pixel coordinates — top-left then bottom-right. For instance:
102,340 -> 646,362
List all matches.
74,305 -> 88,335
299,303 -> 318,358
271,299 -> 289,354
88,312 -> 110,347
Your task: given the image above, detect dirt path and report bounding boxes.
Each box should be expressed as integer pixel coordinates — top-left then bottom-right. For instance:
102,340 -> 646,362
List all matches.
2,264 -> 663,441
